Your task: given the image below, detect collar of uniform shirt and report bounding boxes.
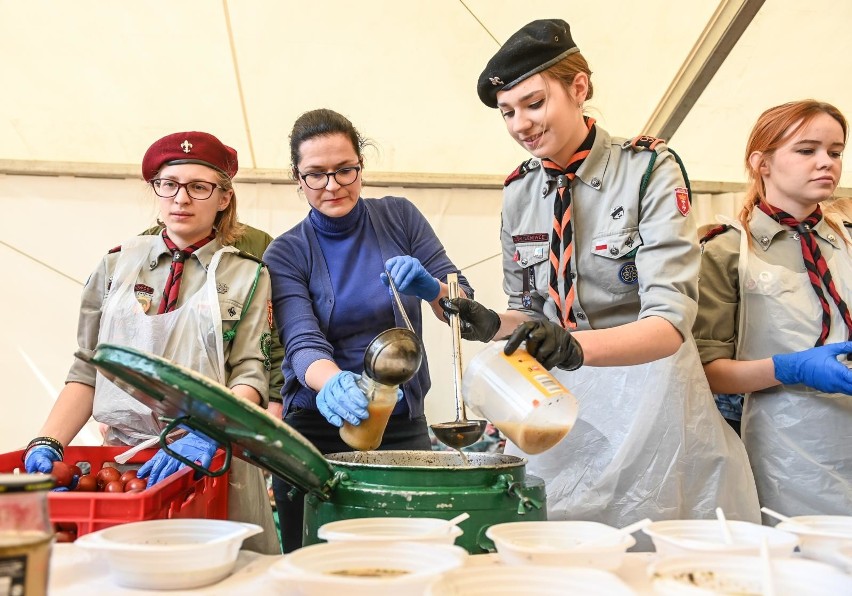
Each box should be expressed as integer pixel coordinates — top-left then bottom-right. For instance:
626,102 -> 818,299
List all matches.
148,234 -> 222,270
750,208 -> 841,252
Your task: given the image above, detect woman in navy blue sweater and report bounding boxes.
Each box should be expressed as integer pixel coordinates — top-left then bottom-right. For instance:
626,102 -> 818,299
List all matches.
264,108 -> 472,552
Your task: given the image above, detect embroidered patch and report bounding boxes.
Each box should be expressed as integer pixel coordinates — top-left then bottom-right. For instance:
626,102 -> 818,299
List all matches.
618,262 -> 638,285
512,233 -> 549,243
216,282 -> 229,294
610,206 -> 624,220
260,332 -> 272,371
267,300 -> 275,330
134,284 -> 154,313
594,243 -> 607,251
228,306 -> 237,317
675,187 -> 690,216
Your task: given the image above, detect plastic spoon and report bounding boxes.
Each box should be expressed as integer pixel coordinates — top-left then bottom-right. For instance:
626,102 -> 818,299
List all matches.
761,506 -> 812,531
761,537 -> 777,596
716,507 -> 735,545
113,436 -> 160,464
428,512 -> 470,536
569,517 -> 653,549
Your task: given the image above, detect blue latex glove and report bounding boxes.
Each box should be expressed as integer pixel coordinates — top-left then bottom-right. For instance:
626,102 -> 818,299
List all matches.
381,256 -> 440,302
137,433 -> 218,488
24,445 -> 61,474
316,371 -> 370,427
772,341 -> 852,394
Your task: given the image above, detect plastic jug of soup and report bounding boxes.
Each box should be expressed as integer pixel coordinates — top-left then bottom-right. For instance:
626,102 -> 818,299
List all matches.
462,341 -> 578,455
0,473 -> 55,596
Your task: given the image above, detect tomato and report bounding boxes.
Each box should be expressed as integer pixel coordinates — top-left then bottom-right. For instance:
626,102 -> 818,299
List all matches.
51,461 -> 74,487
75,474 -> 97,492
96,467 -> 121,489
124,478 -> 147,492
55,530 -> 77,543
104,480 -> 125,493
69,464 -> 83,477
119,470 -> 138,484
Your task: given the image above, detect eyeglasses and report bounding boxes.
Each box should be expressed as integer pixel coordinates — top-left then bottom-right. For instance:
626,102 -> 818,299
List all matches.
298,165 -> 361,190
151,179 -> 223,200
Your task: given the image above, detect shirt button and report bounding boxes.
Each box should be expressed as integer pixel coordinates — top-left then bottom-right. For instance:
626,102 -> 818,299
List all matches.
609,247 -> 619,256
542,185 -> 549,196
576,312 -> 587,320
521,258 -> 528,265
759,236 -> 770,246
591,177 -> 601,189
570,272 -> 576,279
828,234 -> 836,242
149,260 -> 157,270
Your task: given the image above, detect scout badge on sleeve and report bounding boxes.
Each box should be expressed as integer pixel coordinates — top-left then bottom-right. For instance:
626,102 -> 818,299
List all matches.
675,187 -> 690,217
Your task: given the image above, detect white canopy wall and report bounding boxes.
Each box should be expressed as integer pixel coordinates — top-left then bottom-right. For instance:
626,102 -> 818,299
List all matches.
1,0 -> 849,452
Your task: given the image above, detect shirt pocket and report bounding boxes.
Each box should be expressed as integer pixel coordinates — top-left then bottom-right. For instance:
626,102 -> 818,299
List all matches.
590,227 -> 643,294
220,297 -> 244,323
515,241 -> 551,295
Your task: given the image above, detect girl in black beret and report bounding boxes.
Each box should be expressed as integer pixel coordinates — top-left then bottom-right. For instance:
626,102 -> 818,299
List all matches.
447,18 -> 760,542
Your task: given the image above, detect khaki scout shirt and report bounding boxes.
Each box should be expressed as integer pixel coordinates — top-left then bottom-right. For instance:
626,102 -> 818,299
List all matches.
67,235 -> 273,406
693,209 -> 849,364
500,126 -> 699,340
141,223 -> 285,402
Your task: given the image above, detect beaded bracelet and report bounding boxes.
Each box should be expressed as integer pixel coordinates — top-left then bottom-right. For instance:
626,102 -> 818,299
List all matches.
25,436 -> 65,459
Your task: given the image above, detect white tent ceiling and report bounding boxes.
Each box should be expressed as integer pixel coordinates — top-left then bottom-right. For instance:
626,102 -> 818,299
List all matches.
1,0 -> 850,188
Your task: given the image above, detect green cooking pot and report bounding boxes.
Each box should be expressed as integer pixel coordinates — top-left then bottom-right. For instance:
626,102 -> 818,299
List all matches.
79,344 -> 547,553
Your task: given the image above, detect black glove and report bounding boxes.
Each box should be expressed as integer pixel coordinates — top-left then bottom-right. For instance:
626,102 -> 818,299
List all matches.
440,297 -> 501,342
504,320 -> 584,371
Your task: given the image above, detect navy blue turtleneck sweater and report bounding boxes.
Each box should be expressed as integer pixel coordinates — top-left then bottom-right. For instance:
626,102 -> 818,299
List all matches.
265,196 -> 473,419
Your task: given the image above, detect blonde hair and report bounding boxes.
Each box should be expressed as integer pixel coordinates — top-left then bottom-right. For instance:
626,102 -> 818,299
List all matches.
210,169 -> 245,246
740,100 -> 848,246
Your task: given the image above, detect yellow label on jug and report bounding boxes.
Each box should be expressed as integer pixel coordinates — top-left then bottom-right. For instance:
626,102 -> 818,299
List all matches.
499,349 -> 568,401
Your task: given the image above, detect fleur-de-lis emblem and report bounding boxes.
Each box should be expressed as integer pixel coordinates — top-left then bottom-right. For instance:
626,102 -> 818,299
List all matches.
489,76 -> 504,86
181,140 -> 192,153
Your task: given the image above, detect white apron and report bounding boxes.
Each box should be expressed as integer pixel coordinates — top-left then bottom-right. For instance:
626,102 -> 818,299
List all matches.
505,333 -> 761,549
92,237 -> 279,554
735,220 -> 852,518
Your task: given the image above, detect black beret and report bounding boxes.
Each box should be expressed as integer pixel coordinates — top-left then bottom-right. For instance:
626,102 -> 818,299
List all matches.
477,19 -> 579,109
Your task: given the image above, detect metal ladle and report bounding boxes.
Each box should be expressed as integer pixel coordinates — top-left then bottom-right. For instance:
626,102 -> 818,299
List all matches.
430,273 -> 487,449
357,272 -> 424,394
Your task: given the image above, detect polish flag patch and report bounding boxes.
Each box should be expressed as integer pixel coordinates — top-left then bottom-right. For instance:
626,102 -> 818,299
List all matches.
675,187 -> 690,216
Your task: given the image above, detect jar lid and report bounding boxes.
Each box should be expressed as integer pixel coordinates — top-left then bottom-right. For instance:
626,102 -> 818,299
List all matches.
0,473 -> 55,493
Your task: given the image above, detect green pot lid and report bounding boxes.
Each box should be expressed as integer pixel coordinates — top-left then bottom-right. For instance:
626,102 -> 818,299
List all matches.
79,343 -> 334,497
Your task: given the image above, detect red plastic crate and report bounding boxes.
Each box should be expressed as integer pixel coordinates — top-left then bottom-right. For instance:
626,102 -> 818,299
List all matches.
0,446 -> 229,540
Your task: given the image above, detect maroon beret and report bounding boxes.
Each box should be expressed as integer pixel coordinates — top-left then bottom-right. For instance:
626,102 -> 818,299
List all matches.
142,131 -> 238,181
477,19 -> 579,109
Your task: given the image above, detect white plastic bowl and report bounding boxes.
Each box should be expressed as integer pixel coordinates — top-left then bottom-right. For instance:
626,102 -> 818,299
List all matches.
776,515 -> 852,568
836,544 -> 852,573
74,518 -> 262,590
267,541 -> 467,596
427,565 -> 635,596
485,521 -> 635,570
317,516 -> 463,546
649,554 -> 852,595
642,519 -> 798,557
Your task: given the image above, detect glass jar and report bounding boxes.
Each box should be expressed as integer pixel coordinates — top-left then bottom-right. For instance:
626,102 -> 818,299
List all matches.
339,377 -> 399,451
0,473 -> 54,596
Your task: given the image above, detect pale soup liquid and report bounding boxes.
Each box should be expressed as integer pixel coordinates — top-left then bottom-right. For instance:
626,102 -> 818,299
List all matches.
339,399 -> 396,451
495,421 -> 572,455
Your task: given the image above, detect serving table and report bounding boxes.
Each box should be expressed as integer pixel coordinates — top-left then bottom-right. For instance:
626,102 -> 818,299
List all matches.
48,543 -> 656,594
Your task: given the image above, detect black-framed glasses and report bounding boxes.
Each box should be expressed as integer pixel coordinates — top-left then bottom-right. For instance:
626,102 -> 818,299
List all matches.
151,179 -> 223,200
298,165 -> 361,190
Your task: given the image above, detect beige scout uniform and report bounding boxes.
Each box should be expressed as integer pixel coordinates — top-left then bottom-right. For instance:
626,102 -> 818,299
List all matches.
67,233 -> 279,554
694,210 -> 852,518
500,126 -> 760,540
